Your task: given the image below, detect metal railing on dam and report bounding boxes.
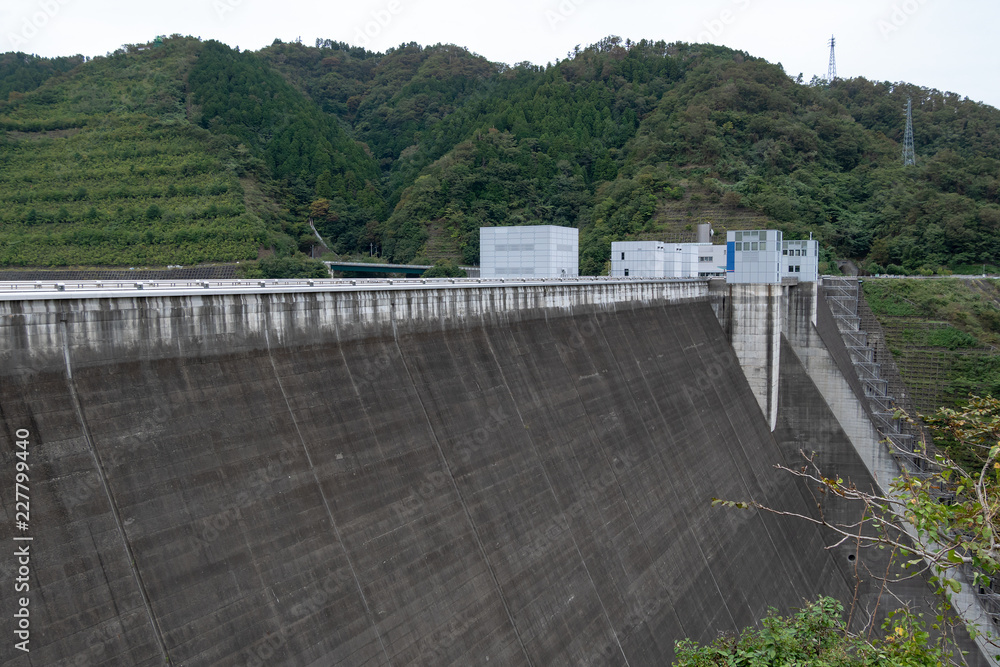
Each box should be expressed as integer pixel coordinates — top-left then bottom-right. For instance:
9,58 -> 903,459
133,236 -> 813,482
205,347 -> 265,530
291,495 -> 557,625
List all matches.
0,275 -> 708,300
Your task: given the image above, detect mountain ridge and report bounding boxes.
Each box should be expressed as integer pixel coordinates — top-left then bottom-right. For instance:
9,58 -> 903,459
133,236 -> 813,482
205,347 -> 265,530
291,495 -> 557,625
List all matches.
2,34 -> 998,275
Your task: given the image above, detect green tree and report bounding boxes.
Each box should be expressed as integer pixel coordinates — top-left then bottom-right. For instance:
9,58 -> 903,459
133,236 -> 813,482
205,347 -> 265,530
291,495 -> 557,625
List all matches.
237,255 -> 329,279
710,395 -> 1000,663
422,259 -> 466,277
674,596 -> 950,666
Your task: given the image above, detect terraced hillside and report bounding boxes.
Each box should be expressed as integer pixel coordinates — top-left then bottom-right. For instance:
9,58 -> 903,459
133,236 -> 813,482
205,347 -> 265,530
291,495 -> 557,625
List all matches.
861,278 -> 1000,414
0,39 -> 265,266
0,36 -> 380,270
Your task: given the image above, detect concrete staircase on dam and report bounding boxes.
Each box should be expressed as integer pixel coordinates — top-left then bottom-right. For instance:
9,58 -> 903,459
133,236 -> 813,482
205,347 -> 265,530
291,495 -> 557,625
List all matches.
822,278 -> 923,472
823,277 -> 1000,635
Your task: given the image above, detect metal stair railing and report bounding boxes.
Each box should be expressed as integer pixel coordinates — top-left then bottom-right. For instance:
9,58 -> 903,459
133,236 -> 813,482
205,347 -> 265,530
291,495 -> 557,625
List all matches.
823,277 -> 1000,637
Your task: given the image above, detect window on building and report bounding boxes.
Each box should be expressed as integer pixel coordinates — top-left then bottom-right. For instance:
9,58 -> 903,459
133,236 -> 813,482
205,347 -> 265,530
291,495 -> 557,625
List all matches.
783,249 -> 788,255
624,268 -> 629,276
621,252 -> 625,260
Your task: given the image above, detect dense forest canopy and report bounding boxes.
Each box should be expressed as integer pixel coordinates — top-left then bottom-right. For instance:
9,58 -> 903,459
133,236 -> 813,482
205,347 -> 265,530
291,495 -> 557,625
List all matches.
1,34 -> 998,274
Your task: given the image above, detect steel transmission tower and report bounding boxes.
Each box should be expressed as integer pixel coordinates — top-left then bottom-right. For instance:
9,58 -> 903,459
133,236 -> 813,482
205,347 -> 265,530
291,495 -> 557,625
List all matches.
903,97 -> 916,166
827,35 -> 836,82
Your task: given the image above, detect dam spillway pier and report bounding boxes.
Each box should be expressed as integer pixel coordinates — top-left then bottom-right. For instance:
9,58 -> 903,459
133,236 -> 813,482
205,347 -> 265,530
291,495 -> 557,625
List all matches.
0,277 -> 990,665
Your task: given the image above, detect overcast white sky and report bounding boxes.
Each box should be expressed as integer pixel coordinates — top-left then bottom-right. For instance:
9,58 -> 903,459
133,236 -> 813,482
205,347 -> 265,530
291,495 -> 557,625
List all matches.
3,0 -> 999,109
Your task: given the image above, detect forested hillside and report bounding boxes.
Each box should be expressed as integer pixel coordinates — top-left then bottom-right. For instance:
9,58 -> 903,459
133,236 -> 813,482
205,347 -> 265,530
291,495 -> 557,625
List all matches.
0,36 -> 376,268
2,34 -> 999,273
0,52 -> 84,100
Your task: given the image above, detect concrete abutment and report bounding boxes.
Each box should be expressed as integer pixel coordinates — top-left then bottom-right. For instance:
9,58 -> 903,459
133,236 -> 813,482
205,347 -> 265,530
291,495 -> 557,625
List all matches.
0,279 -> 987,665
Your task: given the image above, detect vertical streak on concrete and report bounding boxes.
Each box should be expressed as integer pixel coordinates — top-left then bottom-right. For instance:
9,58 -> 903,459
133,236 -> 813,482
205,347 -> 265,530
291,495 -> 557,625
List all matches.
59,319 -> 171,665
388,316 -> 535,667
587,304 -> 736,631
619,304 -> 766,628
723,285 -> 782,431
262,324 -> 393,667
766,286 -> 775,426
329,296 -> 387,463
482,315 -> 631,667
606,301 -> 759,630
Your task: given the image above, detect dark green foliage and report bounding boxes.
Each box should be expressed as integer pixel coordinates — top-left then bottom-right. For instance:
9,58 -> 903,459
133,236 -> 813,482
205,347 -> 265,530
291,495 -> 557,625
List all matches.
3,39 -> 363,266
188,41 -> 382,198
0,52 -> 84,100
187,40 -> 386,257
0,36 -> 273,267
422,260 -> 465,277
237,254 -> 329,278
3,35 -> 1000,271
625,58 -> 1000,272
379,37 -> 681,207
580,168 -> 681,275
927,326 -> 979,350
381,128 -> 589,263
261,41 -> 496,167
863,279 -> 1000,347
673,596 -> 948,666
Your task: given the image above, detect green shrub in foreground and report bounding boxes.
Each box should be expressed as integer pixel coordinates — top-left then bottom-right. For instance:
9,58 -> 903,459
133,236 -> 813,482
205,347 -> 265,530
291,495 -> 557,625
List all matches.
673,597 -> 950,666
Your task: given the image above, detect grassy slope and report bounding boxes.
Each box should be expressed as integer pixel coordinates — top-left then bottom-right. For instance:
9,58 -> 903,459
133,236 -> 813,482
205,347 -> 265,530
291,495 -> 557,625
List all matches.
862,278 -> 1000,413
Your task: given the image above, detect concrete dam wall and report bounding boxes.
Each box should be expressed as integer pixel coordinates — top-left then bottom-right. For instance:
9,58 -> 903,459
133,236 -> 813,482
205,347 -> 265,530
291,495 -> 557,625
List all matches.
0,281 -> 941,665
